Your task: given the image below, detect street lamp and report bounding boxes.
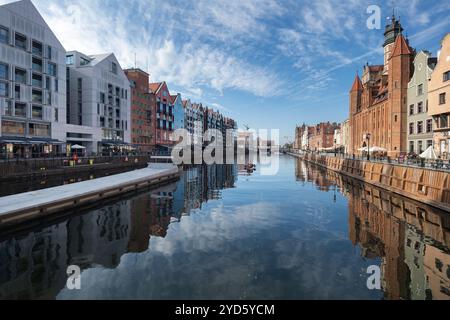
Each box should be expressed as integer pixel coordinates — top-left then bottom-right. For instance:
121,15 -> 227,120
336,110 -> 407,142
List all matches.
366,133 -> 371,161
334,139 -> 337,157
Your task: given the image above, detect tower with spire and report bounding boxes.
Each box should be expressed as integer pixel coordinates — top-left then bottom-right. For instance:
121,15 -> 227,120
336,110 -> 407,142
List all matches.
383,14 -> 404,74
348,12 -> 414,156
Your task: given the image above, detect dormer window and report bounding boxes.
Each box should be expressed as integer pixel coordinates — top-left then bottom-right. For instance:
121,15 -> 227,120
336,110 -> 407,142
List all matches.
80,57 -> 90,66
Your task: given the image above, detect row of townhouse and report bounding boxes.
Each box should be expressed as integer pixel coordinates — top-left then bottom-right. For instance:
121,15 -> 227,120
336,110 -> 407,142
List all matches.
182,100 -> 237,147
0,0 -> 236,158
294,122 -> 340,152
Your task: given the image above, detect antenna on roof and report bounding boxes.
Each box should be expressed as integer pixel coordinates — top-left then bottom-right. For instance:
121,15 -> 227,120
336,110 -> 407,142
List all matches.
134,53 -> 137,69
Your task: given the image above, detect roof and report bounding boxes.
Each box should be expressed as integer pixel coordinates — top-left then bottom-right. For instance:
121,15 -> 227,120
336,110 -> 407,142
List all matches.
149,82 -> 163,94
350,74 -> 363,92
368,65 -> 383,72
390,34 -> 412,58
169,95 -> 177,104
88,53 -> 112,66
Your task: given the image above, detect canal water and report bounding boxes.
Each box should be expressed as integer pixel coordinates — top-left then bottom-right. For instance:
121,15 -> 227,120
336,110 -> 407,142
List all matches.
0,155 -> 449,300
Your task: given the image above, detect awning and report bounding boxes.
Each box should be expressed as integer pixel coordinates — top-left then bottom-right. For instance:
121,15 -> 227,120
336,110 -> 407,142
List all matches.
101,140 -> 130,146
0,137 -> 64,145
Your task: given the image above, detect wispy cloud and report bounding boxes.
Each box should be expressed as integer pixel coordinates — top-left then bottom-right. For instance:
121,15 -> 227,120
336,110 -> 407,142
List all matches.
2,0 -> 283,99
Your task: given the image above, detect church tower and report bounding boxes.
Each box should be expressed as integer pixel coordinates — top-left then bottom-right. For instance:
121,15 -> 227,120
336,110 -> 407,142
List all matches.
383,15 -> 404,75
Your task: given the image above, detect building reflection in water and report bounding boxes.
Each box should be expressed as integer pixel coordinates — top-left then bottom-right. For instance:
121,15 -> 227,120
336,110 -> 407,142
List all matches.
0,164 -> 237,300
295,159 -> 450,300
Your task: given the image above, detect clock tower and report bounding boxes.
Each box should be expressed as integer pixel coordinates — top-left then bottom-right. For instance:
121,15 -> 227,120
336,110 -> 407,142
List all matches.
383,14 -> 403,74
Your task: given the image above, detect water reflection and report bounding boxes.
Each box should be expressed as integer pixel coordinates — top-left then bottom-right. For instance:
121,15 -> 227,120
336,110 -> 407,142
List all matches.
296,159 -> 450,300
0,164 -> 237,300
0,157 -> 448,300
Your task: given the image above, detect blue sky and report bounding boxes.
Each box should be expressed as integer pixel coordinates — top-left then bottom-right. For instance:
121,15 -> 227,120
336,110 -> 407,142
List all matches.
2,0 -> 450,143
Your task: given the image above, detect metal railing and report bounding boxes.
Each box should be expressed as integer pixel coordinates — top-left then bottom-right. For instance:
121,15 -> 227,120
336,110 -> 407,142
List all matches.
287,149 -> 450,171
0,154 -> 152,177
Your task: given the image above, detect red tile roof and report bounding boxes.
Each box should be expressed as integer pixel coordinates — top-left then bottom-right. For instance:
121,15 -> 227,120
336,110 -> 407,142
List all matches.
390,34 -> 412,58
350,74 -> 363,92
149,82 -> 162,94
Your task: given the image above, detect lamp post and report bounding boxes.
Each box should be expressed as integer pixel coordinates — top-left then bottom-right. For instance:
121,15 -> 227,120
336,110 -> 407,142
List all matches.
366,133 -> 371,161
334,139 -> 337,157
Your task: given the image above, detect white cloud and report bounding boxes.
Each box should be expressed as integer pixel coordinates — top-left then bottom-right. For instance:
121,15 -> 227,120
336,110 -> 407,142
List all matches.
2,0 -> 282,99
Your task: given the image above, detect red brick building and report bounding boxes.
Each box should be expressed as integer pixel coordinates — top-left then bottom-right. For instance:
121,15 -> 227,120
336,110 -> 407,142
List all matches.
149,82 -> 174,151
309,122 -> 339,151
349,16 -> 414,157
124,69 -> 155,152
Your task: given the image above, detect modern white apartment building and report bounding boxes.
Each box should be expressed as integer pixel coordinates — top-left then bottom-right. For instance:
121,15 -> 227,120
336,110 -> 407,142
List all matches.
0,0 -> 66,158
66,51 -> 131,154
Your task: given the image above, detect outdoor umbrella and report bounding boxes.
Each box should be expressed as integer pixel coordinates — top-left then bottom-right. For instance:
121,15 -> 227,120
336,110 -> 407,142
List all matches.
357,147 -> 369,152
369,146 -> 387,153
419,146 -> 438,160
71,144 -> 86,150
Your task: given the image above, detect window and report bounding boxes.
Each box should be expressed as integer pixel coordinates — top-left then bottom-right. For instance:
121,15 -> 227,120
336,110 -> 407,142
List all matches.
409,104 -> 414,115
1,120 -> 25,135
111,62 -> 117,74
0,26 -> 9,44
14,85 -> 20,100
409,141 -> 414,153
0,63 -> 8,80
54,108 -> 58,122
0,81 -> 7,97
417,84 -> 423,96
32,105 -> 42,119
444,71 -> 450,82
46,91 -> 51,105
80,57 -> 90,66
32,73 -> 42,88
440,114 -> 448,128
47,46 -> 52,60
4,100 -> 12,116
54,79 -> 58,92
440,93 -> 446,105
427,140 -> 433,148
15,68 -> 26,84
32,89 -> 42,103
100,92 -> 105,103
14,102 -> 26,117
409,123 -> 414,135
15,33 -> 27,50
32,57 -> 42,72
417,102 -> 423,113
45,76 -> 51,90
426,119 -> 433,133
66,55 -> 74,65
29,123 -> 50,137
32,41 -> 42,56
418,140 -> 423,153
47,63 -> 57,77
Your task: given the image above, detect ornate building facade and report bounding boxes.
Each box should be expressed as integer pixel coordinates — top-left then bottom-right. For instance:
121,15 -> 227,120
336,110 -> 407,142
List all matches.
349,16 -> 414,157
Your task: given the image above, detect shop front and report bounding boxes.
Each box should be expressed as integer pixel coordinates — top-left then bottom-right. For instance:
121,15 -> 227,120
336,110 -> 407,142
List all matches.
0,137 -> 65,159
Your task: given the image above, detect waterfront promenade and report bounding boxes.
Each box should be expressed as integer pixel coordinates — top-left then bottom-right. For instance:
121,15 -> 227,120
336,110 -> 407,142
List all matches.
289,152 -> 450,212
